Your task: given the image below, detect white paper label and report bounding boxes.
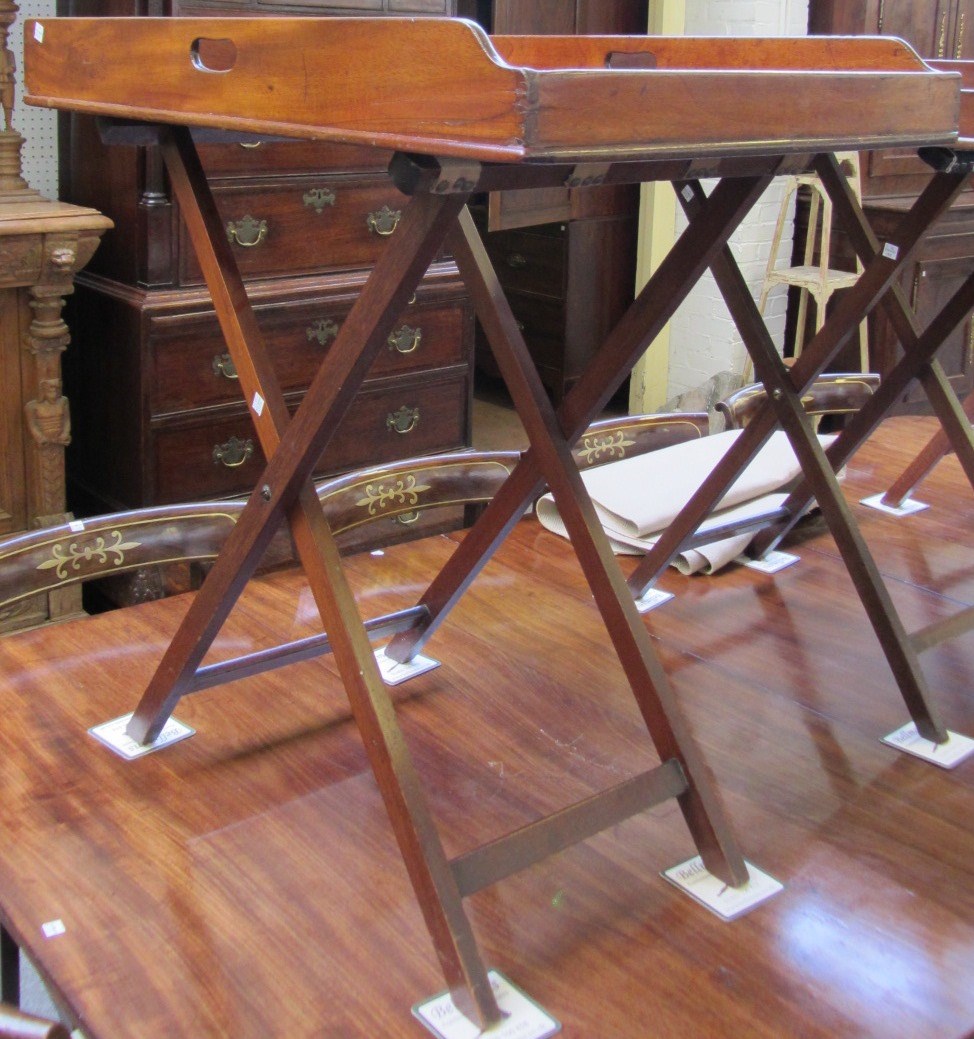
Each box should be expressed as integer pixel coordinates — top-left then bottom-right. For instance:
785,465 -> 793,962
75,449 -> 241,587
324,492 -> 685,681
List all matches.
882,242 -> 899,261
251,392 -> 265,417
89,713 -> 195,759
69,520 -> 85,533
634,587 -> 674,614
881,721 -> 974,769
742,550 -> 799,574
859,492 -> 929,517
42,919 -> 65,938
34,22 -> 44,42
662,856 -> 783,920
413,971 -> 560,1039
375,648 -> 440,686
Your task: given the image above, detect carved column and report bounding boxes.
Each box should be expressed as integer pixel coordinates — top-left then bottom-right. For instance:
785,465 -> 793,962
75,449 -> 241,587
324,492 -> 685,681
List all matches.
23,230 -> 105,526
0,1 -> 113,631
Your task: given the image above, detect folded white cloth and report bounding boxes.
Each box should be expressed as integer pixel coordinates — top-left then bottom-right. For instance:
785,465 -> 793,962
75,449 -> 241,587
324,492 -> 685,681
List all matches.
535,429 -> 837,574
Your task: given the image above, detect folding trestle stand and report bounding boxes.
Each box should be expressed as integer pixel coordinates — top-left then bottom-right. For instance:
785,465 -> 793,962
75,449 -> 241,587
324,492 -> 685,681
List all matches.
103,125 -> 819,1029
91,124 -> 974,1025
620,150 -> 974,758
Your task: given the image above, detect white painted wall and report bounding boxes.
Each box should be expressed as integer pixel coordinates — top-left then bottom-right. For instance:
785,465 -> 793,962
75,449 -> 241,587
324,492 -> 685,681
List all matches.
665,0 -> 810,399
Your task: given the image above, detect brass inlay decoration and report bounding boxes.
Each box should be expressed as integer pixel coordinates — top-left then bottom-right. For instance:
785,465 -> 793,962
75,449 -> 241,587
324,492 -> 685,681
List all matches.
577,430 -> 637,465
303,187 -> 336,214
307,318 -> 339,346
958,13 -> 966,57
226,214 -> 268,247
366,205 -> 401,236
355,473 -> 431,516
387,324 -> 422,354
386,405 -> 420,435
212,352 -> 238,380
213,435 -> 255,468
38,530 -> 142,581
938,11 -> 948,57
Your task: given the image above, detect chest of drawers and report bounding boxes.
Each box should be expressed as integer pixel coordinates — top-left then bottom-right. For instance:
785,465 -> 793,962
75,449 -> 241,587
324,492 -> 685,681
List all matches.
57,0 -> 474,519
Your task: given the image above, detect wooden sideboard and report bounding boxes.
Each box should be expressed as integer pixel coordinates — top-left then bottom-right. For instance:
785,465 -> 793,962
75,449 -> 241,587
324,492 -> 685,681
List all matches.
807,0 -> 974,407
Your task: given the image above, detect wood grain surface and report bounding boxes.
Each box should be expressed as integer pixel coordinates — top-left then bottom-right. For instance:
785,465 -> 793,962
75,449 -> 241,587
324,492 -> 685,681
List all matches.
0,416 -> 972,1037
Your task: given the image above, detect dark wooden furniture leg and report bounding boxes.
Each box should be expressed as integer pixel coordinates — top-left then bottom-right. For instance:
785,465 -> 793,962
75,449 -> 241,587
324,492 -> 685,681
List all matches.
386,169 -> 778,665
449,205 -> 749,886
625,155 -> 974,743
881,389 -> 974,507
117,128 -> 502,1027
0,924 -> 17,1007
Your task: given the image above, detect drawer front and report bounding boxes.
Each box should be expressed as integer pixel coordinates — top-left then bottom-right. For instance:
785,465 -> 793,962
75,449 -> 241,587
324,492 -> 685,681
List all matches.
482,226 -> 567,299
149,299 -> 469,417
199,139 -> 390,178
152,374 -> 469,503
179,174 -> 410,283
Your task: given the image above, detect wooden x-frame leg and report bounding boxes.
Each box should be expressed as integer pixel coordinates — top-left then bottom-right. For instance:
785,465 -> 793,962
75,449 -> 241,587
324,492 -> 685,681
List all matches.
880,389 -> 974,508
623,152 -> 974,744
118,131 -> 800,1028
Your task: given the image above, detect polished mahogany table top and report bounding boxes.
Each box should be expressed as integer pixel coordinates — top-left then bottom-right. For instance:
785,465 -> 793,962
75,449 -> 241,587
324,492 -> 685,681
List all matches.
1,416 -> 973,1039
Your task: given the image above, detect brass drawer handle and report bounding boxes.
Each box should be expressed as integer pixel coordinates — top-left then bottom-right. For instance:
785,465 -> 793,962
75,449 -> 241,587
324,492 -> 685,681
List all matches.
212,435 -> 254,468
239,141 -> 262,149
366,205 -> 402,236
394,510 -> 421,526
226,215 -> 268,248
387,324 -> 422,355
386,405 -> 420,435
211,352 -> 238,380
307,318 -> 339,346
506,252 -> 528,269
303,187 -> 336,214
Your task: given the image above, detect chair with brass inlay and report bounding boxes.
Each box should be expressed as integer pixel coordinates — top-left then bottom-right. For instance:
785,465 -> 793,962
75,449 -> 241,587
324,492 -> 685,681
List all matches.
716,373 -> 880,433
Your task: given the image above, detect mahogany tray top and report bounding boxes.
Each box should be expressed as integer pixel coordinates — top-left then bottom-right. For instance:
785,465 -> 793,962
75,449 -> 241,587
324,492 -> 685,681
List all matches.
23,18 -> 960,163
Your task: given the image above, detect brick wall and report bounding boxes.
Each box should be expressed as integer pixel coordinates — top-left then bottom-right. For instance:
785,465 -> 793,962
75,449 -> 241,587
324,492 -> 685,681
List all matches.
666,0 -> 810,399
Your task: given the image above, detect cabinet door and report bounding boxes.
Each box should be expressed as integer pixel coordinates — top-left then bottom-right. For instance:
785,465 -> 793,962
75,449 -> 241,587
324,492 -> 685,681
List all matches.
903,256 -> 974,405
809,0 -> 972,195
878,0 -> 955,57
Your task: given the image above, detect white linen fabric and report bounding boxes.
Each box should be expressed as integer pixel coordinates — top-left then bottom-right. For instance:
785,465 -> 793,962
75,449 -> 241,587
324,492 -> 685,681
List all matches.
535,430 -> 837,574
